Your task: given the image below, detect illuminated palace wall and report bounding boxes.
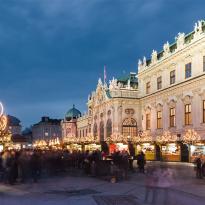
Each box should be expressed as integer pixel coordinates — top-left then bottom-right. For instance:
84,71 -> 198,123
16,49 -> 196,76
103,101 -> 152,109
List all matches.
75,20 -> 205,145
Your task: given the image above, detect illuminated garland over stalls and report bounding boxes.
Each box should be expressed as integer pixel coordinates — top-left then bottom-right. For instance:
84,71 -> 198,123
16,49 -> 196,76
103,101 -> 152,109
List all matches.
182,129 -> 201,144
156,131 -> 177,144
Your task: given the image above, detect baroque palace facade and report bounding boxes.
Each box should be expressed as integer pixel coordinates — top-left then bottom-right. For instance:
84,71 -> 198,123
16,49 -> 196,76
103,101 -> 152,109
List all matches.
62,20 -> 205,162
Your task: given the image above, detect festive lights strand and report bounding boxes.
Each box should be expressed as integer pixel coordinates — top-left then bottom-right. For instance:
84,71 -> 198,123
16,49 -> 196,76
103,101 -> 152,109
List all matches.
156,131 -> 177,144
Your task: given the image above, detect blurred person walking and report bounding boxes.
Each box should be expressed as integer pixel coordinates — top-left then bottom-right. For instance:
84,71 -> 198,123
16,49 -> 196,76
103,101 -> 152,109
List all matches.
137,151 -> 146,173
30,150 -> 41,183
144,166 -> 158,204
195,156 -> 203,179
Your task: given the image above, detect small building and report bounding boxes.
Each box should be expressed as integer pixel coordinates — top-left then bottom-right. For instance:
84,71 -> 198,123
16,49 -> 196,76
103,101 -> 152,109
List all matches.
7,115 -> 22,135
32,116 -> 62,141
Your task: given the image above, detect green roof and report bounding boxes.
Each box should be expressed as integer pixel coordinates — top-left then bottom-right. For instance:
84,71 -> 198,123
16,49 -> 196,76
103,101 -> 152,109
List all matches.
65,105 -> 81,120
117,72 -> 138,89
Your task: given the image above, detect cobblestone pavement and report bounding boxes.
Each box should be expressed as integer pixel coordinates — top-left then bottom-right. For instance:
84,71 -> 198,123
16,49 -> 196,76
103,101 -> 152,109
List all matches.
0,162 -> 204,205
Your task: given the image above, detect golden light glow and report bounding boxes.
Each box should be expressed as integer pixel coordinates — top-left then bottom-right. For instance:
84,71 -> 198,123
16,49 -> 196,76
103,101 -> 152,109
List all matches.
182,129 -> 201,144
33,140 -> 47,148
48,137 -> 60,146
0,102 -> 7,132
156,131 -> 177,144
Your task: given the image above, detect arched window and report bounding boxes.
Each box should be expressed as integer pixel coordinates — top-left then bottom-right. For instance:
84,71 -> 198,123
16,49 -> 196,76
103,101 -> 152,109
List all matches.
106,119 -> 112,139
100,121 -> 104,141
122,118 -> 137,137
93,123 -> 98,138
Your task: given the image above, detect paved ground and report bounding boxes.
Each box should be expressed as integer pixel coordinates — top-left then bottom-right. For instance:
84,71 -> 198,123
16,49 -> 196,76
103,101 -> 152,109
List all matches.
0,162 -> 205,205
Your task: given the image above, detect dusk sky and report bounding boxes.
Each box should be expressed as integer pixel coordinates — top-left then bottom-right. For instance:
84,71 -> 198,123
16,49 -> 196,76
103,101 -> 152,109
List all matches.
0,0 -> 205,128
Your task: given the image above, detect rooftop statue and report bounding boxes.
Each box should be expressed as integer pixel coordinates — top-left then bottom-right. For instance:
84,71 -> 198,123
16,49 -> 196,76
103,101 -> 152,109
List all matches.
109,77 -> 118,90
175,32 -> 185,50
127,79 -> 131,89
163,41 -> 170,56
194,20 -> 204,40
143,56 -> 147,67
151,50 -> 158,64
98,78 -> 103,86
138,59 -> 142,70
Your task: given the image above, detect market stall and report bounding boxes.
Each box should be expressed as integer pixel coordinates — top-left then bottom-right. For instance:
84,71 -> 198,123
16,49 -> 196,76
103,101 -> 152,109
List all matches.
136,143 -> 155,160
109,143 -> 128,153
190,143 -> 205,162
66,143 -> 82,151
156,131 -> 180,162
161,143 -> 181,161
85,143 -> 101,151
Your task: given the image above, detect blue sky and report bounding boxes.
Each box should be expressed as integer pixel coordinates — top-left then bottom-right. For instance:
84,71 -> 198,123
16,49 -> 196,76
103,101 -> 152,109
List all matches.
0,0 -> 205,128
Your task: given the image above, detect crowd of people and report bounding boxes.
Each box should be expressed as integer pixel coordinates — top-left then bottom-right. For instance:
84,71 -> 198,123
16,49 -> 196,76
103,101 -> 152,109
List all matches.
0,149 -> 144,185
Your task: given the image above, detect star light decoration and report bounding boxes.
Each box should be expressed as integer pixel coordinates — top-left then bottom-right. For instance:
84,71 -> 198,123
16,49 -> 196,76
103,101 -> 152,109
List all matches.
0,102 -> 11,144
182,129 -> 201,144
0,102 -> 7,132
156,131 -> 177,144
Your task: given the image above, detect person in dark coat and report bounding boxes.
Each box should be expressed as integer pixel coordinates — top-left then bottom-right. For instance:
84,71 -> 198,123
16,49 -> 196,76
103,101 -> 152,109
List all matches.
195,157 -> 202,179
137,151 -> 146,173
7,151 -> 18,185
202,161 -> 205,177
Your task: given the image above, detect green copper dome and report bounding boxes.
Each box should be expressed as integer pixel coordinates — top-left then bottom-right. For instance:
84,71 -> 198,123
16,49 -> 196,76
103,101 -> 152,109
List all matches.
65,105 -> 81,121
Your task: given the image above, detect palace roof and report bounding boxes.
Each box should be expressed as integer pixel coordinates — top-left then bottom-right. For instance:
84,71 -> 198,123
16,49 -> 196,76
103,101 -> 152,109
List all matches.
65,105 -> 81,120
117,72 -> 138,89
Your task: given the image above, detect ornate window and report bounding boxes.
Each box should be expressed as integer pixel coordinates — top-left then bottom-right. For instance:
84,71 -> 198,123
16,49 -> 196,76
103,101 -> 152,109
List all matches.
157,111 -> 162,129
185,104 -> 192,125
146,113 -> 151,130
185,62 -> 192,79
203,101 -> 205,123
122,118 -> 137,138
93,123 -> 98,138
146,82 -> 151,94
106,119 -> 112,139
157,76 -> 162,90
170,70 -> 175,85
100,121 -> 104,141
170,107 -> 176,127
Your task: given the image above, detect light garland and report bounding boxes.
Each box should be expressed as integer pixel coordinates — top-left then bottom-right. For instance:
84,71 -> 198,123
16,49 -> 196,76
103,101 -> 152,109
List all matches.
156,130 -> 177,144
182,129 -> 201,144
